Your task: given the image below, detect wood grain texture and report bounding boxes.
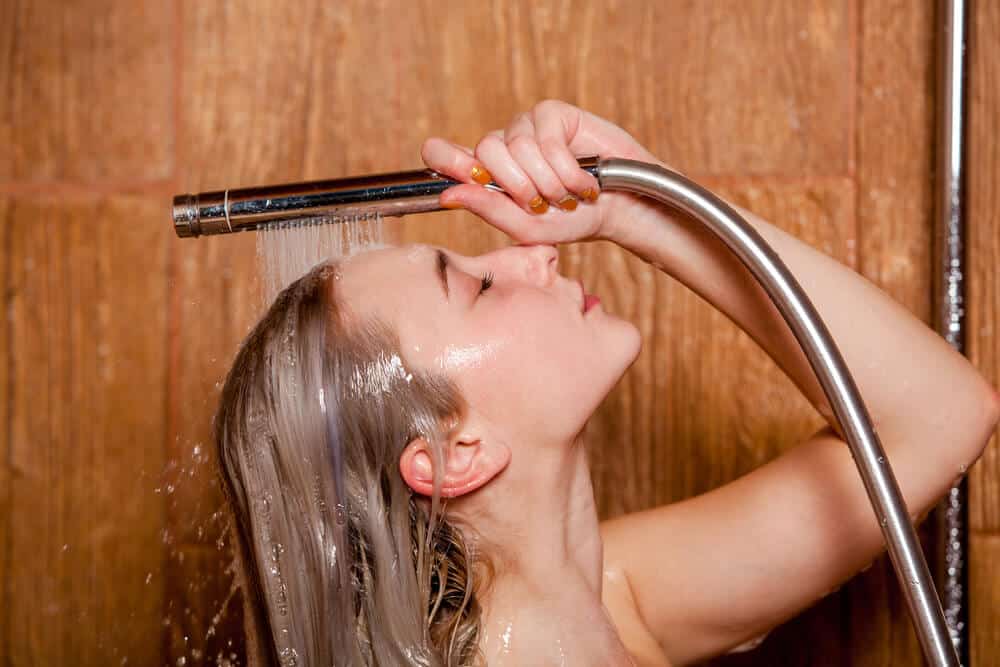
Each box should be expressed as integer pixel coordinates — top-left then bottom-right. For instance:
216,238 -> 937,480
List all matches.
855,0 -> 934,317
968,0 -> 1000,659
968,0 -> 1000,535
2,195 -> 168,665
0,1 -> 173,183
575,1 -> 852,177
970,534 -> 1000,666
0,203 -> 9,662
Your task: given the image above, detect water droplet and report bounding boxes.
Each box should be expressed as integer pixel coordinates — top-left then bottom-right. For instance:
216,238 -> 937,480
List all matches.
334,502 -> 347,526
279,647 -> 299,666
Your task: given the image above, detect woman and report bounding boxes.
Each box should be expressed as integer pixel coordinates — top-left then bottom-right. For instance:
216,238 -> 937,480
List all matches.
215,100 -> 999,666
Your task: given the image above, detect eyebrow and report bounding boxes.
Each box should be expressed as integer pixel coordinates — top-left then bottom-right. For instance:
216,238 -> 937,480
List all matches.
435,248 -> 450,301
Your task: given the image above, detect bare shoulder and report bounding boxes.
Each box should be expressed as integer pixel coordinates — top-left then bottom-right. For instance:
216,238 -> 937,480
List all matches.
600,522 -> 673,667
600,515 -> 769,666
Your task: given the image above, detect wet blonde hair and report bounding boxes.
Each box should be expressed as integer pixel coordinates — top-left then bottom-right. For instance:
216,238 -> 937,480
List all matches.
214,260 -> 491,665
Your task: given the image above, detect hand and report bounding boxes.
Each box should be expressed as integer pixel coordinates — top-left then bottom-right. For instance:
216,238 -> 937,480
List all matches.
421,99 -> 662,246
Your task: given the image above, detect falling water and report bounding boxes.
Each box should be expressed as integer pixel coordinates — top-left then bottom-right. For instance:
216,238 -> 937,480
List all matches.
255,213 -> 386,307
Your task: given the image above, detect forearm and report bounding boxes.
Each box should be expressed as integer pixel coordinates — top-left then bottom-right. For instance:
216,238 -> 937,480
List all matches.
606,188 -> 999,463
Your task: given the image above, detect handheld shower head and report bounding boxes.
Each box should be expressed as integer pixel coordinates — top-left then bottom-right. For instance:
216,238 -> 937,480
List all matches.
171,156 -> 602,238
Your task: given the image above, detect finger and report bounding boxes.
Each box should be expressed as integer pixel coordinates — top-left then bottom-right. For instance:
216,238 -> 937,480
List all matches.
504,114 -> 577,211
421,136 -> 491,185
531,104 -> 601,203
440,184 -> 550,244
474,133 -> 547,215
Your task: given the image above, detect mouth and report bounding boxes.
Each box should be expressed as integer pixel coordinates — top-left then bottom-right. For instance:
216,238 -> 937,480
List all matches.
577,279 -> 601,314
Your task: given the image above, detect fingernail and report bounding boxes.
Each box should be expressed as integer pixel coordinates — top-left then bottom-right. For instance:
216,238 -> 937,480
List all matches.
581,188 -> 599,202
441,199 -> 464,210
529,195 -> 549,214
557,195 -> 578,211
470,165 -> 492,185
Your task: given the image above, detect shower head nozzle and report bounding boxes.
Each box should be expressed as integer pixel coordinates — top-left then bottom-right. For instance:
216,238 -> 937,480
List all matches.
171,156 -> 602,238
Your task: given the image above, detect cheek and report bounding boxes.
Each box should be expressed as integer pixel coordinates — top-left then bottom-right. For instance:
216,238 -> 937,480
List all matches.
470,305 -> 592,396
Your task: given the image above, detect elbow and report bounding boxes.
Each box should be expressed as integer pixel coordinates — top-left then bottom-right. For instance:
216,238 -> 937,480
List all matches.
966,381 -> 1000,466
986,382 -> 1000,428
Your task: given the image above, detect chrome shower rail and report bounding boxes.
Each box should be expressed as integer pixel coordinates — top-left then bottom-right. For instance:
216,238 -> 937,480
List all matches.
171,157 -> 959,666
934,0 -> 970,662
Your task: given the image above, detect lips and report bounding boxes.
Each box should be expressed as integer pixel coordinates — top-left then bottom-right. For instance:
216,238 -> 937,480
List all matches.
576,278 -> 601,314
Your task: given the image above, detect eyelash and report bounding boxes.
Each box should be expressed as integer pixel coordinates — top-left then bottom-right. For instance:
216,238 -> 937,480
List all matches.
479,272 -> 495,294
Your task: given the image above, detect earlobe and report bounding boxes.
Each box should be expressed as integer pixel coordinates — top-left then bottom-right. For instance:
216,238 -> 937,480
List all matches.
399,436 -> 510,498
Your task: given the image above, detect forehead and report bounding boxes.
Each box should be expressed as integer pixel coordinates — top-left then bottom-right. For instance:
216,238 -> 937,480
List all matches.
342,243 -> 433,273
337,243 -> 446,328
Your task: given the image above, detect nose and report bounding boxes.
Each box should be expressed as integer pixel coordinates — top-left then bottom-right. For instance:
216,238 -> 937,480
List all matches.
516,244 -> 558,285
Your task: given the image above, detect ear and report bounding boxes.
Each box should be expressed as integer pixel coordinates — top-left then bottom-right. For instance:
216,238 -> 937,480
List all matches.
399,434 -> 510,498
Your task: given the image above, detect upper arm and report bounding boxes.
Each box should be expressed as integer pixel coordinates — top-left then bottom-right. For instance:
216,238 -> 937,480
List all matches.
599,399 -> 997,665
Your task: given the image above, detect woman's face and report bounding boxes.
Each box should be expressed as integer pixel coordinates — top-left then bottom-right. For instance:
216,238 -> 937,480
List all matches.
338,243 -> 641,445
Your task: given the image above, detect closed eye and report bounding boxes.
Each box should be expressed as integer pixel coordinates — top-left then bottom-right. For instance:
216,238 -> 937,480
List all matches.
479,272 -> 494,295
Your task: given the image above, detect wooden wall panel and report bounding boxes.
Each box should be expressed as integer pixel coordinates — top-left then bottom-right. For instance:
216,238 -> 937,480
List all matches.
2,196 -> 168,665
969,0 -> 1000,661
577,1 -> 852,176
971,535 -> 1000,666
969,0 -> 1000,536
0,205 -> 9,662
3,0 -> 998,665
0,1 -> 173,182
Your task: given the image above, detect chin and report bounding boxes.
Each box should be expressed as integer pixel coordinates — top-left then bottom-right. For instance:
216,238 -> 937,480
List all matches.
619,321 -> 643,367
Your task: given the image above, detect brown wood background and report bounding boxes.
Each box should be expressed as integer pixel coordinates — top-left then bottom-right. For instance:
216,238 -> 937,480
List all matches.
1,1 -> 997,665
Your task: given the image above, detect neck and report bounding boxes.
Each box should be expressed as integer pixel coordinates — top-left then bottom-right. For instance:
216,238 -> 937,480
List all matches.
462,435 -> 633,666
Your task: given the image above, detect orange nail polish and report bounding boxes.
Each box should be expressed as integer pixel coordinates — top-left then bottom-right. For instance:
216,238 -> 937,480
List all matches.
557,195 -> 578,211
581,188 -> 599,202
470,165 -> 492,185
529,196 -> 549,214
441,199 -> 464,210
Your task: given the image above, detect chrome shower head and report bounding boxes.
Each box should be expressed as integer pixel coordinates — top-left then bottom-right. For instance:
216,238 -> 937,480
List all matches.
171,156 -> 602,238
